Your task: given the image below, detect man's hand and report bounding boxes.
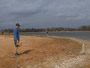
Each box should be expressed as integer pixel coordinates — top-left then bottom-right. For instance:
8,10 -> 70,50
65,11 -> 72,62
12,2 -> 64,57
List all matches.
16,40 -> 22,46
17,40 -> 19,43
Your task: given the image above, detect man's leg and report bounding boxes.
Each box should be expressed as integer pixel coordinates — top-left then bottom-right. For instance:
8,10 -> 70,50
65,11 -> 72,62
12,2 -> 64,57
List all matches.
15,47 -> 18,53
14,40 -> 19,56
15,47 -> 19,56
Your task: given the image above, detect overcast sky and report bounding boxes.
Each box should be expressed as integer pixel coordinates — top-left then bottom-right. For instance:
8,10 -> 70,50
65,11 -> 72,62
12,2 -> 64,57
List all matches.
0,0 -> 90,29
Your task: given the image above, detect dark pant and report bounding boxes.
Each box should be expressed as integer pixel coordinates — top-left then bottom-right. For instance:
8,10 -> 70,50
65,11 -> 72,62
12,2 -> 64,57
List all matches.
14,40 -> 19,47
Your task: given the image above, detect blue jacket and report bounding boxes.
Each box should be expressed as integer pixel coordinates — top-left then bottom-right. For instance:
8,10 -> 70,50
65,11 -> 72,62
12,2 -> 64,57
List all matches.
14,28 -> 19,40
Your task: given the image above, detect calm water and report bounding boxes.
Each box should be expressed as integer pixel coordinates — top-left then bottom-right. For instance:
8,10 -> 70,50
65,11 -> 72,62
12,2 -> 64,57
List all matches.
21,32 -> 90,40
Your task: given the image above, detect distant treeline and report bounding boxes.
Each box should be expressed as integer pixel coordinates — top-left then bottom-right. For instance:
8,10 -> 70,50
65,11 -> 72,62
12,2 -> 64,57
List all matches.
0,25 -> 90,34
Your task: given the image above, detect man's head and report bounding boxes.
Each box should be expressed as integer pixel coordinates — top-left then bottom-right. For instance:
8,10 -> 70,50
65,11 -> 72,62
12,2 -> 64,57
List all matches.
16,23 -> 20,28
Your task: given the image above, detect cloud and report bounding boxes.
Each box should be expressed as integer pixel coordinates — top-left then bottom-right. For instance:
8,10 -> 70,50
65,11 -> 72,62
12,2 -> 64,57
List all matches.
0,0 -> 90,28
56,0 -> 90,20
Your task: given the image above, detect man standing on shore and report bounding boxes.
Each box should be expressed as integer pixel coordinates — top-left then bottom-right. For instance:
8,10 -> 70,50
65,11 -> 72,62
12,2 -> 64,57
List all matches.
14,23 -> 20,56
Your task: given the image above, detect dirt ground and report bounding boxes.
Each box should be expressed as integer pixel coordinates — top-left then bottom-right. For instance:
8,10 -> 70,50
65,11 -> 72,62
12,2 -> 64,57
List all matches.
0,35 -> 89,68
68,37 -> 90,68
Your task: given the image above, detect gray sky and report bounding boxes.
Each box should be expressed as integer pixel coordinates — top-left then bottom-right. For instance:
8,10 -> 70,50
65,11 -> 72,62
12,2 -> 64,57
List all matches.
0,0 -> 90,29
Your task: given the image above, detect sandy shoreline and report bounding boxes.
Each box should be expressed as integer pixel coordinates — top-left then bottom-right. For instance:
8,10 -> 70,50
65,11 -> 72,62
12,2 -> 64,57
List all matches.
50,36 -> 90,68
0,35 -> 90,68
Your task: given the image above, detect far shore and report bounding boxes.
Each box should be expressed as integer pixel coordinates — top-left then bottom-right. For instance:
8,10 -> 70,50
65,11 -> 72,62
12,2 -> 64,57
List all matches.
0,31 -> 90,35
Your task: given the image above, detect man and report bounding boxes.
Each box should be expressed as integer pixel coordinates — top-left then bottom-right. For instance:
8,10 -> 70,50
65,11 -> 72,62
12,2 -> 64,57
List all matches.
14,23 -> 20,56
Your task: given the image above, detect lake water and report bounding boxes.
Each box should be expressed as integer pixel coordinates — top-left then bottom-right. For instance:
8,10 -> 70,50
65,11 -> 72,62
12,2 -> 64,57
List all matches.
21,32 -> 90,40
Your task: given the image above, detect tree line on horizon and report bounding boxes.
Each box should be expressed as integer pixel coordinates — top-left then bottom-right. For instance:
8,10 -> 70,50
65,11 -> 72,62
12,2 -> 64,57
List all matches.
0,25 -> 90,34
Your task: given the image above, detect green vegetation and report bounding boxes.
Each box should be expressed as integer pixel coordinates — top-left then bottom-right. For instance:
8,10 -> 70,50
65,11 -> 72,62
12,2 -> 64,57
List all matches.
0,25 -> 90,34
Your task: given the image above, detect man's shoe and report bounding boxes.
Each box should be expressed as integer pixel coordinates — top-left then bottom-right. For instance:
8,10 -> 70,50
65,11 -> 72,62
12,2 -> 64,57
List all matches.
15,53 -> 19,56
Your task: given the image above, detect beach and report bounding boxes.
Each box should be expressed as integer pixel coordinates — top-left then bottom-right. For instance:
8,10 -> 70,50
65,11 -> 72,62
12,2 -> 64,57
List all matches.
0,35 -> 90,68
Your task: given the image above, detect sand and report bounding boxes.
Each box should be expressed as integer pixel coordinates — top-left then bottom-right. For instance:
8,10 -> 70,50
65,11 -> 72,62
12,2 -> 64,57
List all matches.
0,35 -> 90,68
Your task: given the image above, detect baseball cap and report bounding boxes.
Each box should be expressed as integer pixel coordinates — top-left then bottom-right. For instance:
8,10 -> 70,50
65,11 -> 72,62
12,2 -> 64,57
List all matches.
16,23 -> 20,27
